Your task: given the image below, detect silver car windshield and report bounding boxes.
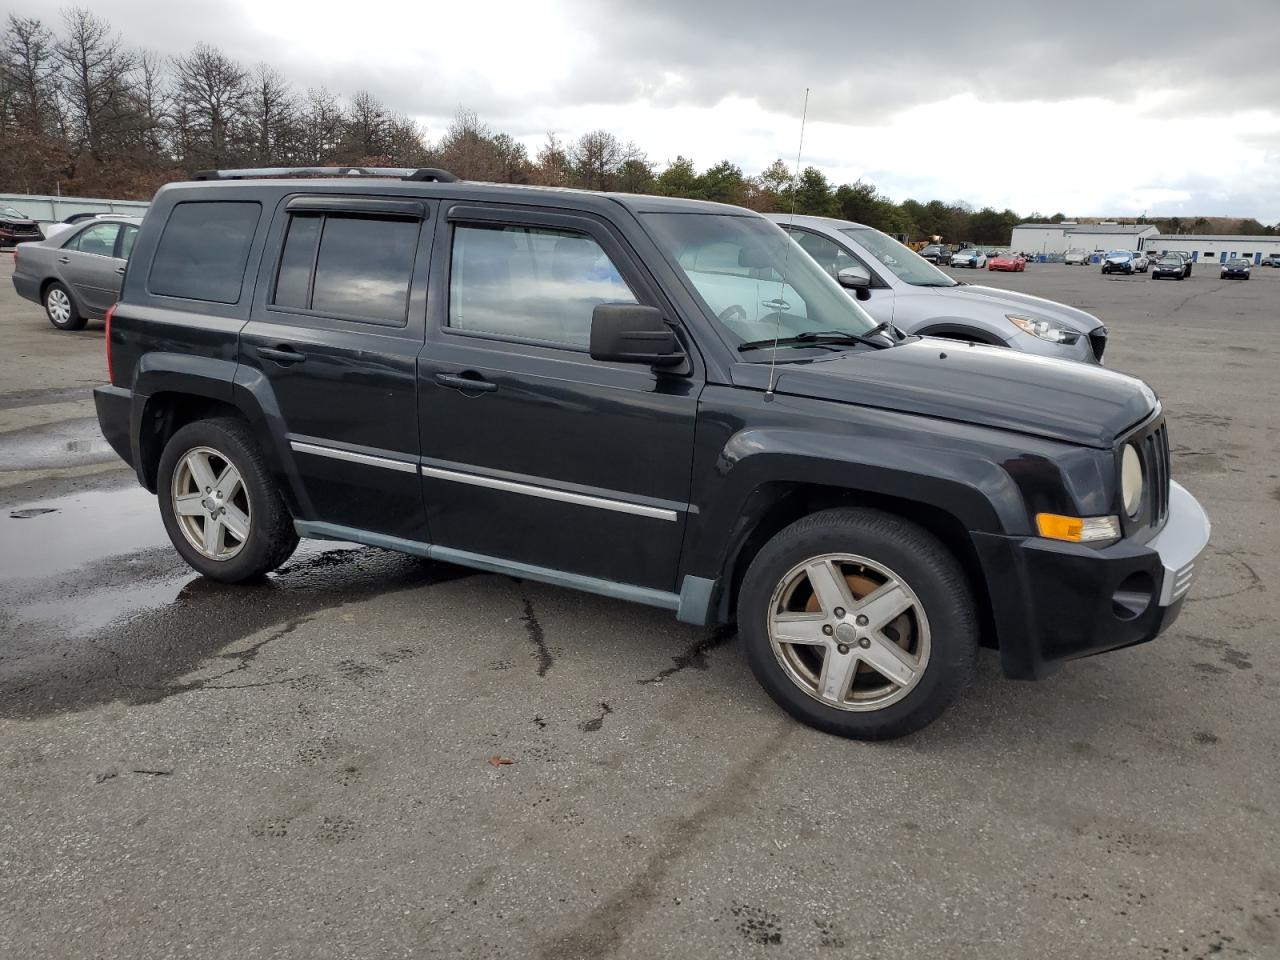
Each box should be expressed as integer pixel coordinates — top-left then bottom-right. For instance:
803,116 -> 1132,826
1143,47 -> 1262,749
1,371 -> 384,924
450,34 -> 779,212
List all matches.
841,227 -> 958,288
642,213 -> 878,349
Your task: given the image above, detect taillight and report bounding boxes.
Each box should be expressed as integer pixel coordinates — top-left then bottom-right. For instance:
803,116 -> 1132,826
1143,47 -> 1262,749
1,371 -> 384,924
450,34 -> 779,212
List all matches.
104,303 -> 116,383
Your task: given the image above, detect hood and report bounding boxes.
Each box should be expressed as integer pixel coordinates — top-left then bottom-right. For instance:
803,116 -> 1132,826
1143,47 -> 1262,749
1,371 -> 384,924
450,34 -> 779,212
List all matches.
941,283 -> 1103,334
0,215 -> 39,227
765,337 -> 1156,448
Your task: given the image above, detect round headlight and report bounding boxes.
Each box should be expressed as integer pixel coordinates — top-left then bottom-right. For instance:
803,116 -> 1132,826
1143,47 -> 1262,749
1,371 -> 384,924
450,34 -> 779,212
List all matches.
1121,444 -> 1144,517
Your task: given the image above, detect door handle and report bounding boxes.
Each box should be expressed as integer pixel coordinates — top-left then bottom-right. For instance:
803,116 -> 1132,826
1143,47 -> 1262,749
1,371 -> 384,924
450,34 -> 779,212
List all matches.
57,257 -> 70,264
115,266 -> 126,275
257,345 -> 306,365
435,372 -> 497,394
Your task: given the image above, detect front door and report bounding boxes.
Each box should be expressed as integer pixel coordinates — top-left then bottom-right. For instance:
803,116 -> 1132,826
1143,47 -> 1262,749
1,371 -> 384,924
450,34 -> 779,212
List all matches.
242,195 -> 434,541
60,221 -> 123,314
416,203 -> 702,592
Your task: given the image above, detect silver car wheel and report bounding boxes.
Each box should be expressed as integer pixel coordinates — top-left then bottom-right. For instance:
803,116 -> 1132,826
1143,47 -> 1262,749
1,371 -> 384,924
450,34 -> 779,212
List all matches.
767,553 -> 931,712
46,287 -> 71,324
171,446 -> 251,560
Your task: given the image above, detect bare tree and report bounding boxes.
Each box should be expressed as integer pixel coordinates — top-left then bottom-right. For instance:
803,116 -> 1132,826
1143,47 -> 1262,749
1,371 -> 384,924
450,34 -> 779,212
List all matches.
245,63 -> 294,165
534,132 -> 570,186
568,130 -> 625,191
1,14 -> 60,133
133,49 -> 169,157
340,88 -> 390,162
56,7 -> 138,159
296,87 -> 343,163
171,42 -> 247,167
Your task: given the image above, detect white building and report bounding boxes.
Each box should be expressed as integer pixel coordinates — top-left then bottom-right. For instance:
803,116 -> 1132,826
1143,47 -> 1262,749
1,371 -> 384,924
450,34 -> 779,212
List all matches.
1010,222 -> 1159,256
1145,234 -> 1280,266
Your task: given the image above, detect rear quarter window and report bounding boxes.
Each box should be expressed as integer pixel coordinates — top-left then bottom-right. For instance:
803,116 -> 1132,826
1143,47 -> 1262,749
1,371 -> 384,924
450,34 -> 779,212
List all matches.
148,201 -> 261,303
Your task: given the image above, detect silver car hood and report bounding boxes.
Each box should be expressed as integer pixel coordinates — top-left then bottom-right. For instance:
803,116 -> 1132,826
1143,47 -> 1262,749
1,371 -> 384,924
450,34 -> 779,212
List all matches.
933,284 -> 1103,334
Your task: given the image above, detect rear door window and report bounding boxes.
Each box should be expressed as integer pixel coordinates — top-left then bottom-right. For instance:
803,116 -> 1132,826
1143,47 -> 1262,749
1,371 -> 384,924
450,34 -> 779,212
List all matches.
270,213 -> 419,326
149,201 -> 261,303
69,222 -> 121,257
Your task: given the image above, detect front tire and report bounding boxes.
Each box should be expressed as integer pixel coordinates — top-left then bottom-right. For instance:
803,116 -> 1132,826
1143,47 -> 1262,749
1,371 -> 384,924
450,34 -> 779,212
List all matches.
157,417 -> 298,582
738,508 -> 978,740
44,282 -> 85,331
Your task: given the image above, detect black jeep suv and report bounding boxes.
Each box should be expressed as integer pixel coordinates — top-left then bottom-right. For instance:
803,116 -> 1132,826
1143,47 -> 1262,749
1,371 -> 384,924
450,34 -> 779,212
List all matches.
93,167 -> 1210,740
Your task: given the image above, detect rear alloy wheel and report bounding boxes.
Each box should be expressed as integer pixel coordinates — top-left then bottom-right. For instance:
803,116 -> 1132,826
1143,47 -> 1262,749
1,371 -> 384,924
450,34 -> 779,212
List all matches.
739,508 -> 977,740
158,418 -> 298,582
44,282 -> 85,331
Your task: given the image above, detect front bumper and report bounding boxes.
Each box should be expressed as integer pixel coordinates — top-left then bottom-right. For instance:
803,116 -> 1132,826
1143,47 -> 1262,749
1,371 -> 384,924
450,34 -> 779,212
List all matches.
974,481 -> 1210,679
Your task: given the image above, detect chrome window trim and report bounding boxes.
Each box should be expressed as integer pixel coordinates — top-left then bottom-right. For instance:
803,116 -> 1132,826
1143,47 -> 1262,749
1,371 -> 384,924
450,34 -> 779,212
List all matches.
290,440 -> 418,474
420,464 -> 678,522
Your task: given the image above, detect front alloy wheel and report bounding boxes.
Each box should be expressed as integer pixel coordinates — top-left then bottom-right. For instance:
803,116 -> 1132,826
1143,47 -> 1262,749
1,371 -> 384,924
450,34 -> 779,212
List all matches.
768,554 -> 929,711
739,508 -> 977,740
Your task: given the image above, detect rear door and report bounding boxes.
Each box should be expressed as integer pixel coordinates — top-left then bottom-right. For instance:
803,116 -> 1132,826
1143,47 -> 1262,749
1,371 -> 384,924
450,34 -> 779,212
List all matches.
59,221 -> 122,314
242,195 -> 434,541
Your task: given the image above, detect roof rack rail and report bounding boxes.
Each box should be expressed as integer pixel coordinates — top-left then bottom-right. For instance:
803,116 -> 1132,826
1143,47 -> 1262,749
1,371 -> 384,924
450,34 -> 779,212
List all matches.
191,166 -> 459,183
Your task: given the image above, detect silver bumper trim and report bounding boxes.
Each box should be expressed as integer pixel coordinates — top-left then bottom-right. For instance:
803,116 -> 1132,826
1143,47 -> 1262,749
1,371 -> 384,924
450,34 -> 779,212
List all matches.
1147,481 -> 1211,606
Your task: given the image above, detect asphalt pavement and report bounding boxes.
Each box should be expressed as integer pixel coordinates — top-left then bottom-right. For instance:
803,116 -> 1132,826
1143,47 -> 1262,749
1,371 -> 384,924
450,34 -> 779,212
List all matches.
1,258 -> 1278,959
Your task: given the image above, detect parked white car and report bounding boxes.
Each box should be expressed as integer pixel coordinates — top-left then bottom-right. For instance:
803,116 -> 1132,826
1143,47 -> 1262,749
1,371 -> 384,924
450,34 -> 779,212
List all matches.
949,248 -> 987,269
1130,251 -> 1150,273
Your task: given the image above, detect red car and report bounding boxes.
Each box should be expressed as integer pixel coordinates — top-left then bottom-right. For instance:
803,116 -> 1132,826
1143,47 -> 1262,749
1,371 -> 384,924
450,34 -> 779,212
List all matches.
988,252 -> 1026,272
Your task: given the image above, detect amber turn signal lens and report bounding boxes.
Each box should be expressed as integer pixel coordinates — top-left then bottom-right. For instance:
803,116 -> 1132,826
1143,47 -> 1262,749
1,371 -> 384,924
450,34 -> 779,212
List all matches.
1036,513 -> 1121,544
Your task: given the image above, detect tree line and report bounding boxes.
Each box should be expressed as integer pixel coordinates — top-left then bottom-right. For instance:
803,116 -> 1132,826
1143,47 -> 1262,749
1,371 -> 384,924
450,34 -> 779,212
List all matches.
2,9 -> 1275,242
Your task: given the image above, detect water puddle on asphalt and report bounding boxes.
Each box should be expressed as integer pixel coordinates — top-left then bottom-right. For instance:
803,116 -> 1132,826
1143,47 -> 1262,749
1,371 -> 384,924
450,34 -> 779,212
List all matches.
1,485 -> 168,582
1,417 -> 117,471
0,483 -> 374,638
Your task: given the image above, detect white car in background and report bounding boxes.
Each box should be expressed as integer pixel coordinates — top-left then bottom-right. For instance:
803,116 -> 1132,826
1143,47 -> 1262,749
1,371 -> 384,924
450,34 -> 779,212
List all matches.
1064,248 -> 1090,265
1130,251 -> 1150,272
949,248 -> 987,269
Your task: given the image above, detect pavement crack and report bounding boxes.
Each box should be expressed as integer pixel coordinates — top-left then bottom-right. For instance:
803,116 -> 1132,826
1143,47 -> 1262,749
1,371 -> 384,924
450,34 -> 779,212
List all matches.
578,700 -> 612,733
522,597 -> 554,677
639,625 -> 736,684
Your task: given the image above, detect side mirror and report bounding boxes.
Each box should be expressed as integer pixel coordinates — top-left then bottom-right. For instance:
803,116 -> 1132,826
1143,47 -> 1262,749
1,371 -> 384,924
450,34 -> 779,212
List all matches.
836,266 -> 872,301
590,303 -> 685,368
836,265 -> 871,290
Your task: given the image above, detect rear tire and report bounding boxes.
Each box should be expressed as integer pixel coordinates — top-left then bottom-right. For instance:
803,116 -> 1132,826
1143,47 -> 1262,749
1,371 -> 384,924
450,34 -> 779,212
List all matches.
738,508 -> 978,740
44,282 -> 85,331
157,417 -> 298,583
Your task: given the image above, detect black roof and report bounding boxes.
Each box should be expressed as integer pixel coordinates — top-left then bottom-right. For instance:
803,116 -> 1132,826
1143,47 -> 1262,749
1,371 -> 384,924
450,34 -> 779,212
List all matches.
162,174 -> 754,217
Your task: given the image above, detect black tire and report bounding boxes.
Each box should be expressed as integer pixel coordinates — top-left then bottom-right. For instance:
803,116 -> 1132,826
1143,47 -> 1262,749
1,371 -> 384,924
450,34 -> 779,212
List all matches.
44,281 -> 86,331
738,508 -> 978,740
157,417 -> 298,582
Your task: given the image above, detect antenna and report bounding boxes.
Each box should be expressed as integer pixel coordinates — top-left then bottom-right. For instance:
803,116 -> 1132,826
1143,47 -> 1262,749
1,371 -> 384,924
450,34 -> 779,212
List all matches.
765,87 -> 810,399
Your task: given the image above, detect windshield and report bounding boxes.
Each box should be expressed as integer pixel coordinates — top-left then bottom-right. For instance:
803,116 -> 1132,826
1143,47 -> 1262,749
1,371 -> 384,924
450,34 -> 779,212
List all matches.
1107,250 -> 1130,259
642,213 -> 878,350
839,228 -> 957,286
1,206 -> 26,219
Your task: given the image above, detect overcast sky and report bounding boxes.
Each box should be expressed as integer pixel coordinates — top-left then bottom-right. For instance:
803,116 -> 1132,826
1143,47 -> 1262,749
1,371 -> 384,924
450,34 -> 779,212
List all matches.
54,0 -> 1280,222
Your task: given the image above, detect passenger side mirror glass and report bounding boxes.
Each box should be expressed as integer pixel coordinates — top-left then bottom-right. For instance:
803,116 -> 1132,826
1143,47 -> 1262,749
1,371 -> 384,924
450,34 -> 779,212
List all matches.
589,304 -> 685,368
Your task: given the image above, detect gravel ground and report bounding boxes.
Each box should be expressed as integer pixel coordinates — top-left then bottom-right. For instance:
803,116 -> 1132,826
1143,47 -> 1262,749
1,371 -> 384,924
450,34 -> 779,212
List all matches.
1,257 -> 1277,959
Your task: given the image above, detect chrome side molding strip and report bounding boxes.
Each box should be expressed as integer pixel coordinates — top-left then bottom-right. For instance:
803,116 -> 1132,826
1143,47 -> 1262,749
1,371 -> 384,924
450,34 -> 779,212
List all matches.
420,464 -> 678,522
290,440 -> 418,474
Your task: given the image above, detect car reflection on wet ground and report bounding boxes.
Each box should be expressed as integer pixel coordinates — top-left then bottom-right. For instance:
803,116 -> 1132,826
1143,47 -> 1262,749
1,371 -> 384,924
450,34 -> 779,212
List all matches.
0,484 -> 473,718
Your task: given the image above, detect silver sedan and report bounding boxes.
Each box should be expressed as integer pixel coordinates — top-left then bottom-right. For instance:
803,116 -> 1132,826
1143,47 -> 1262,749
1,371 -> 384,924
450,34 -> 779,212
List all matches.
10,216 -> 143,330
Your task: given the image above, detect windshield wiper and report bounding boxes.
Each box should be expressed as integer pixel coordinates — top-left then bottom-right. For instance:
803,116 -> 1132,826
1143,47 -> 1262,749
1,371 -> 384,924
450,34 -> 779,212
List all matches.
738,327 -> 893,352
